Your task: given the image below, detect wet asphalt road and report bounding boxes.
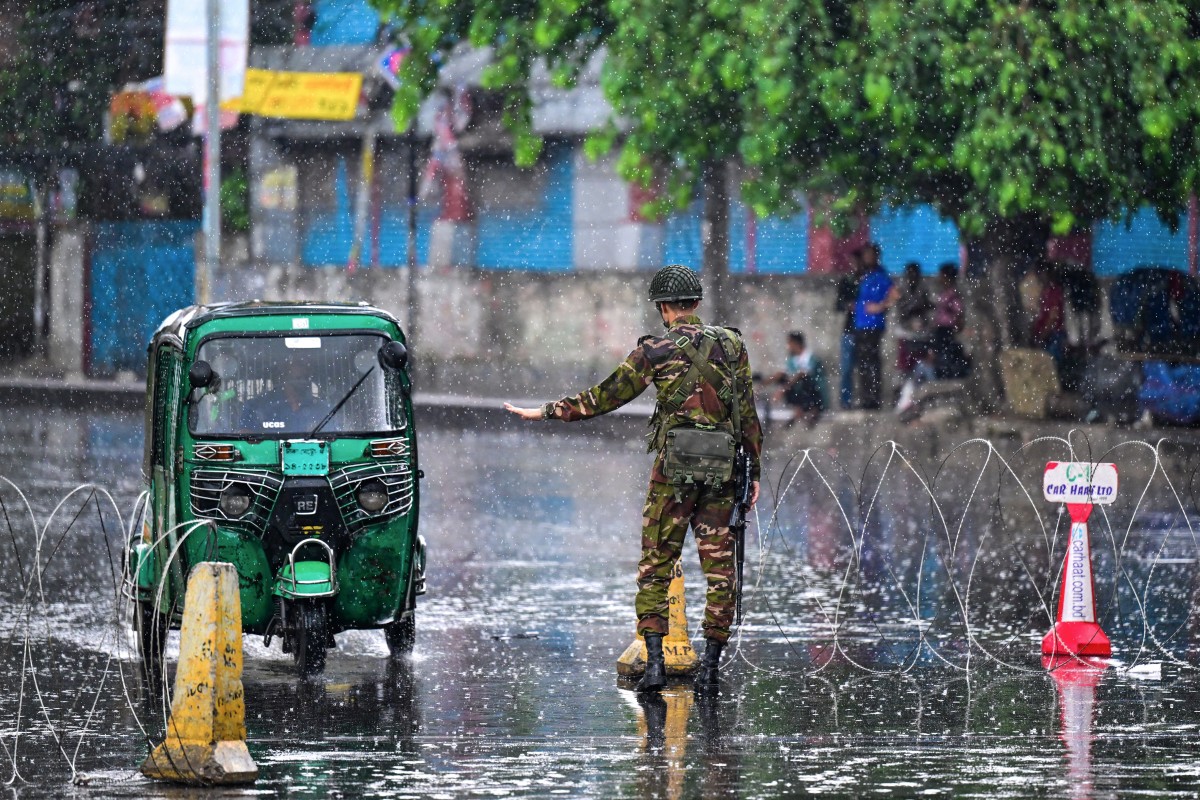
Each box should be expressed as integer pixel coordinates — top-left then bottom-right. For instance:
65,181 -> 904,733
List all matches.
2,404 -> 1200,797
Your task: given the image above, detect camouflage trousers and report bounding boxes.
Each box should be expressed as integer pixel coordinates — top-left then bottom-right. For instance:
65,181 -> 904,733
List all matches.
635,479 -> 736,643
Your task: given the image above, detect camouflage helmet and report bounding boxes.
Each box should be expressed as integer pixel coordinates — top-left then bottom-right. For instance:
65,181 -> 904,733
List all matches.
648,264 -> 703,303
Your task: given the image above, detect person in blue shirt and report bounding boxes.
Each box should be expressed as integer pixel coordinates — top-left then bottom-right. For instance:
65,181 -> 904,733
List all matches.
852,243 -> 900,409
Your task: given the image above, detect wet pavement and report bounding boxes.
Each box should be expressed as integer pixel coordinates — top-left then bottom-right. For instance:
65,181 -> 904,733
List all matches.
2,404 -> 1200,797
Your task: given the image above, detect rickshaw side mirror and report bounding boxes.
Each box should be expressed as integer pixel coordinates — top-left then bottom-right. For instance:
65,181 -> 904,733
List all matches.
379,341 -> 408,371
189,360 -> 216,389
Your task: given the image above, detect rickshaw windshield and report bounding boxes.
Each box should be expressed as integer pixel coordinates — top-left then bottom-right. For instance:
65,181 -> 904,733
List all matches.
188,333 -> 401,437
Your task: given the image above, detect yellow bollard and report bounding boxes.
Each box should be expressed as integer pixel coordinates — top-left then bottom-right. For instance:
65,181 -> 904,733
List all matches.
617,559 -> 699,677
634,689 -> 693,800
141,562 -> 258,785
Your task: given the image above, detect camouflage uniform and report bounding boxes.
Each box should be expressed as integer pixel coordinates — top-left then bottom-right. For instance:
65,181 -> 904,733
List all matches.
544,314 -> 763,643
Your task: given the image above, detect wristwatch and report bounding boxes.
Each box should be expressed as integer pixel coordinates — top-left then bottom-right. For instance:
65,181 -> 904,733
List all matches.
541,402 -> 556,420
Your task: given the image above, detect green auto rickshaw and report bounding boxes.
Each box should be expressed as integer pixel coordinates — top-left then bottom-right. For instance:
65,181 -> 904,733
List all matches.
125,301 -> 425,675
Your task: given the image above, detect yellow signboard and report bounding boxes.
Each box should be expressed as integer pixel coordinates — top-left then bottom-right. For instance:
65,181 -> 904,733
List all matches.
231,68 -> 362,121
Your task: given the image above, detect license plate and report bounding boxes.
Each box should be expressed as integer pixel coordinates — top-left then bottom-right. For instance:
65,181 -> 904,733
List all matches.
280,440 -> 329,476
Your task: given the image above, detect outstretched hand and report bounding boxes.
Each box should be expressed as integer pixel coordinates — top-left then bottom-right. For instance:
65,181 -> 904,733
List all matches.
504,402 -> 543,421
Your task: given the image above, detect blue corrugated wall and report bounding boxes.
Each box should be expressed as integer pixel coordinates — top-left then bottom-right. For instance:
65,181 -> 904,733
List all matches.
663,199 -> 703,269
285,135 -> 1191,276
301,158 -> 352,266
730,203 -> 809,274
475,142 -> 574,271
1092,209 -> 1188,275
312,0 -> 379,46
300,155 -> 438,269
376,205 -> 438,267
299,144 -> 575,270
662,197 -> 811,274
89,221 -> 197,377
872,206 -> 960,274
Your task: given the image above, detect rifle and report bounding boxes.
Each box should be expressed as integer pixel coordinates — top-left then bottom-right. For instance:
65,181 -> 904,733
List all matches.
729,446 -> 752,626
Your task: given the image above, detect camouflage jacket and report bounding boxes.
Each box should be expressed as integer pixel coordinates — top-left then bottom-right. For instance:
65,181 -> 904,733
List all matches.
546,315 -> 763,483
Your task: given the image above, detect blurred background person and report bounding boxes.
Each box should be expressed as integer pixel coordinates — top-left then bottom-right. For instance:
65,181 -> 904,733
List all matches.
1031,260 -> 1067,367
894,261 -> 933,378
1017,262 -> 1044,347
931,262 -> 970,379
852,243 -> 898,410
834,254 -> 867,410
766,331 -> 827,428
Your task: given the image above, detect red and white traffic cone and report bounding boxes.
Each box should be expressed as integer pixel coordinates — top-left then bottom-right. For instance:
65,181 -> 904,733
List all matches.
1042,503 -> 1111,658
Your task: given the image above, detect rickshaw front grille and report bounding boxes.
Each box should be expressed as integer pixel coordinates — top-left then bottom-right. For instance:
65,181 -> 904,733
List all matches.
329,460 -> 414,532
190,468 -> 284,533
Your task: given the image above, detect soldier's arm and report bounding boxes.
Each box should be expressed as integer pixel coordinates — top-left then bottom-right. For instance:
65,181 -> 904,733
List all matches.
736,342 -> 764,482
544,346 -> 655,422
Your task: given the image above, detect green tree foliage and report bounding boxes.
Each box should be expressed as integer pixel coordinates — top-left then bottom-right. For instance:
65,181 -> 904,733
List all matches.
0,0 -> 294,149
221,167 -> 251,233
823,1 -> 1200,237
253,0 -> 302,46
380,0 -> 611,169
0,1 -> 162,147
378,0 -> 843,214
374,0 -> 1200,235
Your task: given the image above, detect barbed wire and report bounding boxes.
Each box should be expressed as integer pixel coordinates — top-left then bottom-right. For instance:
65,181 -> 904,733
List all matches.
728,433 -> 1200,682
0,433 -> 1197,787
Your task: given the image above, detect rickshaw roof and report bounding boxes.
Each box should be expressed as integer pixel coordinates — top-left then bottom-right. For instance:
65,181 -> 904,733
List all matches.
151,301 -> 403,348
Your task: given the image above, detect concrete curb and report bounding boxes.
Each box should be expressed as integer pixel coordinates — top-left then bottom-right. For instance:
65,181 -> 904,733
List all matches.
0,377 -> 664,427
0,377 -> 1196,455
0,376 -> 145,410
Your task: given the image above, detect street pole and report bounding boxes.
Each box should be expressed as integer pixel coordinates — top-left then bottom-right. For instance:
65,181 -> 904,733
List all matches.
32,177 -> 47,355
702,159 -> 731,323
406,129 -> 418,354
1188,193 -> 1197,275
348,120 -> 379,272
202,0 -> 221,305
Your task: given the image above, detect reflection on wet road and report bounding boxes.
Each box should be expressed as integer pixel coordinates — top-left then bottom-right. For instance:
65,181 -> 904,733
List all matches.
2,406 -> 1200,797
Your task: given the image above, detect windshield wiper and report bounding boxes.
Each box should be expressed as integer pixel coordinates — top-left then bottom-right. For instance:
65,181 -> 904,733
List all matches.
308,366 -> 375,438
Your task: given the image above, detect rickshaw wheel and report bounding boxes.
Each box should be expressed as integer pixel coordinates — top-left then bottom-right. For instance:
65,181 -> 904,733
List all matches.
385,613 -> 416,658
292,601 -> 328,676
134,599 -> 169,679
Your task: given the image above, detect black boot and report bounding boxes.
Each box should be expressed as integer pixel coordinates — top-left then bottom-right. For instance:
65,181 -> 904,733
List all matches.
637,633 -> 666,693
695,638 -> 724,694
638,693 -> 668,751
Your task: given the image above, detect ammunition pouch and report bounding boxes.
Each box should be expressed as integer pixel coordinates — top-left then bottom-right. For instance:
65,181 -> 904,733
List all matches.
662,426 -> 737,490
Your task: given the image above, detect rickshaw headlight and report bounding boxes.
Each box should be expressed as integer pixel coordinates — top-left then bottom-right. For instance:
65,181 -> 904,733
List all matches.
356,480 -> 388,514
219,484 -> 253,518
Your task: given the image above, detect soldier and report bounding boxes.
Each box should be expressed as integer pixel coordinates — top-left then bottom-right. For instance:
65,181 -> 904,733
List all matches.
505,264 -> 762,694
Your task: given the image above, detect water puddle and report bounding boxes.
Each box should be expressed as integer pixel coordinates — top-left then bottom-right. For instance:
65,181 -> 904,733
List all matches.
2,410 -> 1200,796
